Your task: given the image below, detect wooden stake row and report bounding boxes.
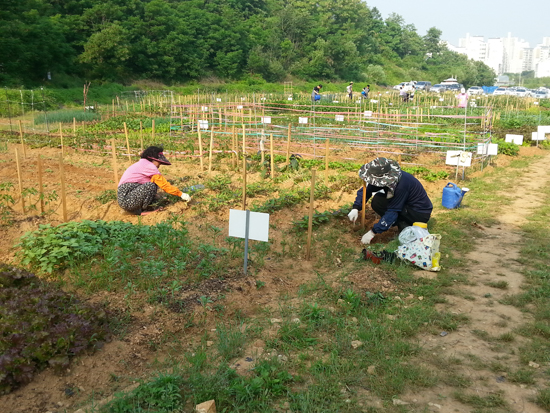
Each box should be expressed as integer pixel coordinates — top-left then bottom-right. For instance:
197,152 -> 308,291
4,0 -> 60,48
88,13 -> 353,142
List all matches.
13,148 -> 68,221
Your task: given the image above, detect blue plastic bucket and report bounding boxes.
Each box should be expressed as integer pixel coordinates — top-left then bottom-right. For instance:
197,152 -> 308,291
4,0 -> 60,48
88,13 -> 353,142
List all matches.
314,94 -> 321,101
442,182 -> 464,209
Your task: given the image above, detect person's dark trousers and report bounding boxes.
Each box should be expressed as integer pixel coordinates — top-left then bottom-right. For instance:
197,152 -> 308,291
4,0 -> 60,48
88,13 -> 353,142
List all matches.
371,193 -> 431,231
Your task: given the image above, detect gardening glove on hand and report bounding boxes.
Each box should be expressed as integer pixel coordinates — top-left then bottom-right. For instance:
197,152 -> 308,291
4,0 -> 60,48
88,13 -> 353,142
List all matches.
348,209 -> 359,223
180,193 -> 191,202
361,230 -> 375,245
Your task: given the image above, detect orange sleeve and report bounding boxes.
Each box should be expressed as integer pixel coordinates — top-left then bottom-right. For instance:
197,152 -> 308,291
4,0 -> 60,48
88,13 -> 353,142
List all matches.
150,174 -> 183,197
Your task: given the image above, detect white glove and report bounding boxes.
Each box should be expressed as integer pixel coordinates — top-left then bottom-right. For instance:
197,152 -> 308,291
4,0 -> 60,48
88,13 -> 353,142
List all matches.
180,193 -> 191,202
348,209 -> 359,223
361,230 -> 375,245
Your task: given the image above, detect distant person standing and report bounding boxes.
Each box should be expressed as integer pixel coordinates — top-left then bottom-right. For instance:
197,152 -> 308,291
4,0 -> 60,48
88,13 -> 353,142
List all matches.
457,88 -> 469,108
346,82 -> 353,100
311,84 -> 322,103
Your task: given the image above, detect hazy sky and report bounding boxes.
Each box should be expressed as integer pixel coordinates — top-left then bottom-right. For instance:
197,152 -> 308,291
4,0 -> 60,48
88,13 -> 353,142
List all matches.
366,0 -> 549,47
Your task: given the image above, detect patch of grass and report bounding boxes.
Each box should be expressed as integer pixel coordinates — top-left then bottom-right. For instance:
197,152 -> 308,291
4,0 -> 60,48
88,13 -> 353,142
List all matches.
453,391 -> 507,408
535,388 -> 550,411
216,323 -> 248,360
508,369 -> 535,385
485,281 -> 509,289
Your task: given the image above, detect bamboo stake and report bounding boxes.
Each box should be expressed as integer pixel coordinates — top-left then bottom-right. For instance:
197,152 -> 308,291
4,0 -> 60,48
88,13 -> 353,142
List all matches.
18,120 -> 26,158
232,126 -> 237,168
140,121 -> 144,152
15,148 -> 25,213
59,122 -> 64,156
208,128 -> 214,173
197,125 -> 204,171
112,99 -> 115,116
286,124 -> 291,163
151,119 -> 155,140
306,170 -> 316,261
260,134 -> 265,165
325,138 -> 330,186
270,133 -> 275,179
37,155 -> 44,214
59,152 -> 68,222
361,181 -> 367,229
111,139 -> 119,186
242,156 -> 247,210
73,117 -> 76,134
242,124 -> 246,155
82,121 -> 85,133
123,122 -> 130,161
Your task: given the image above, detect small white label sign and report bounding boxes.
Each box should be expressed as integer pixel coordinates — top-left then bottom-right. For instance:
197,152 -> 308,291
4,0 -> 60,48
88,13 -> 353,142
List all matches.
477,143 -> 488,155
335,115 -> 344,122
201,106 -> 209,112
262,117 -> 271,124
216,98 -> 221,102
199,120 -> 209,129
299,117 -> 308,124
445,151 -> 472,167
505,134 -> 523,145
237,105 -> 243,110
364,111 -> 373,117
229,210 -> 270,242
487,143 -> 498,155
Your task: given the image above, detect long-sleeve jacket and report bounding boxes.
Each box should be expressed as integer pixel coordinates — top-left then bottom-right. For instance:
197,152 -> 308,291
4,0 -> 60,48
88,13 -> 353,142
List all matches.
352,171 -> 432,233
118,158 -> 182,197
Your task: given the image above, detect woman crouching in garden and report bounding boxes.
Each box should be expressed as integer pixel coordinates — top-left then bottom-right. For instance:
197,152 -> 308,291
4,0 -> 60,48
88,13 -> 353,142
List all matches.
117,146 -> 190,215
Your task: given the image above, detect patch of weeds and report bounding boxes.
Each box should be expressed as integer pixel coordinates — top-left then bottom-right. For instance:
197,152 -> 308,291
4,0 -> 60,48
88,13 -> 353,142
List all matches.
496,332 -> 515,342
95,189 -> 117,204
472,329 -> 492,341
100,373 -> 183,412
269,322 -> 318,351
453,390 -> 507,408
216,323 -> 248,360
535,388 -> 550,411
485,280 -> 509,289
508,369 -> 535,385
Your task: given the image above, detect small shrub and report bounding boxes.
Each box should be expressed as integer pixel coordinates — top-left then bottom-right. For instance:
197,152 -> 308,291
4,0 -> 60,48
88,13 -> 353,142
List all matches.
495,140 -> 519,156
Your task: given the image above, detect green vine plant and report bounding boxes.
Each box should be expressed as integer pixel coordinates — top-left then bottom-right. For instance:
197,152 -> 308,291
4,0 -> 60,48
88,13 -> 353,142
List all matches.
0,182 -> 16,226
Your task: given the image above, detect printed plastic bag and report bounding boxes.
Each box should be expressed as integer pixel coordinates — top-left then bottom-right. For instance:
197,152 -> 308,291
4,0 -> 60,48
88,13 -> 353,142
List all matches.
397,234 -> 441,271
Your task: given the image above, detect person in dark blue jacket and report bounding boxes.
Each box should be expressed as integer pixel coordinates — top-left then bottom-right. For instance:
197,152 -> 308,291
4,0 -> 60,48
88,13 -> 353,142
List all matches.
347,157 -> 433,244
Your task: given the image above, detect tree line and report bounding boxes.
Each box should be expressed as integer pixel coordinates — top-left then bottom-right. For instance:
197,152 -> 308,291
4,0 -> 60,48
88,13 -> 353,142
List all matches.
0,0 -> 496,87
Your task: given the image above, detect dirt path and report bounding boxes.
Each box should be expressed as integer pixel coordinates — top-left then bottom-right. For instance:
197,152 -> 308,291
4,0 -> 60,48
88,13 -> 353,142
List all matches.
404,152 -> 550,412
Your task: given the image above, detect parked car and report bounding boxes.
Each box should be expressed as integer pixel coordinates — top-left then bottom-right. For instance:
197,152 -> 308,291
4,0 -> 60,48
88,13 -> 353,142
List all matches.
445,84 -> 464,92
415,81 -> 432,91
493,87 -> 507,96
430,84 -> 447,93
514,88 -> 529,97
467,86 -> 483,95
393,82 -> 407,90
533,90 -> 549,99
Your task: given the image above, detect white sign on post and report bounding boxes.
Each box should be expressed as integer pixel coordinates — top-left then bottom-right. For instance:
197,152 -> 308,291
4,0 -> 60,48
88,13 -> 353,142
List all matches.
237,105 -> 243,110
299,117 -> 308,124
505,134 -> 523,145
487,143 -> 499,155
287,97 -> 293,101
356,100 -> 362,104
198,120 -> 209,130
445,151 -> 472,167
335,115 -> 344,122
261,117 -> 272,124
216,98 -> 221,102
201,106 -> 209,112
477,143 -> 488,155
229,210 -> 270,242
332,100 -> 339,103
532,132 -> 542,141
537,125 -> 550,139
364,111 -> 373,117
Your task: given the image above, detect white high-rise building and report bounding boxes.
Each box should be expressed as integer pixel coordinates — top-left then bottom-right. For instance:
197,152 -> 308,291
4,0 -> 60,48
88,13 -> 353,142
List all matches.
451,33 -> 550,77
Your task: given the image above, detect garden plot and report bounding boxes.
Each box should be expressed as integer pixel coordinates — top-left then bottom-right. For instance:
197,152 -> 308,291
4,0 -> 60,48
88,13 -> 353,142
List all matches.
1,101 -> 549,412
